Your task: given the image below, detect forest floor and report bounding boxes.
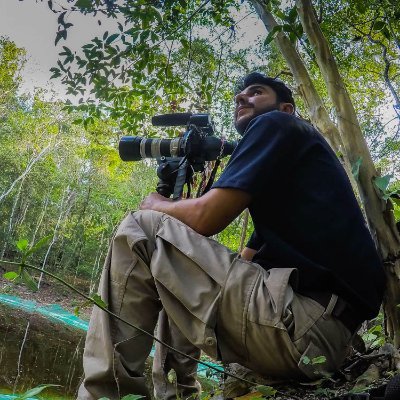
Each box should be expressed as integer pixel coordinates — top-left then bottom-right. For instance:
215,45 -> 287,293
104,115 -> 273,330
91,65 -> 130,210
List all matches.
0,268 -> 93,321
0,267 -> 397,399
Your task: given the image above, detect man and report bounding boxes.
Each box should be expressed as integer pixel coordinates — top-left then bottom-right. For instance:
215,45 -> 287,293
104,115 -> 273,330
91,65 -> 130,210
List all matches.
78,73 -> 385,400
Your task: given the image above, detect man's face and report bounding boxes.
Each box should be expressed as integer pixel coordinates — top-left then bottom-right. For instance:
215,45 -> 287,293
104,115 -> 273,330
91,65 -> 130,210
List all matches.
234,84 -> 280,135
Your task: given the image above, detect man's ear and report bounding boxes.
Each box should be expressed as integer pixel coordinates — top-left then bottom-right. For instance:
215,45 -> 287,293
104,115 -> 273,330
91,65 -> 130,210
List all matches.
279,103 -> 294,115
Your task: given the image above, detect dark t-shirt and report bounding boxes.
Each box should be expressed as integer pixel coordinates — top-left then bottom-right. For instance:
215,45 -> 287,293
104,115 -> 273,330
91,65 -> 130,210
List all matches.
212,111 -> 385,320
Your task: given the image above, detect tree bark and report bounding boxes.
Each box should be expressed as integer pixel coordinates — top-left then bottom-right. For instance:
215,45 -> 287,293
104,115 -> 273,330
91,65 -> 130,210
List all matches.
250,1 -> 362,200
296,0 -> 400,346
0,143 -> 54,204
250,0 -> 343,152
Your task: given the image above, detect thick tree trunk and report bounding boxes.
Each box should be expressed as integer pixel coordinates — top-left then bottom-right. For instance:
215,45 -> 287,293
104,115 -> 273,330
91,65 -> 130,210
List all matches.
297,0 -> 400,347
250,0 -> 343,152
250,1 -> 361,198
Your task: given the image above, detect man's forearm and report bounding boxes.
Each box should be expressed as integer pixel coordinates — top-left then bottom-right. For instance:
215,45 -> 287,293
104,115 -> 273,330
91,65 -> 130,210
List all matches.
139,188 -> 251,237
143,194 -> 211,235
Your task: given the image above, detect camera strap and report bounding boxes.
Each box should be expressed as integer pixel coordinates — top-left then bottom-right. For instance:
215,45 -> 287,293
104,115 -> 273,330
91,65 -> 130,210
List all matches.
201,136 -> 226,196
173,158 -> 189,200
201,159 -> 221,196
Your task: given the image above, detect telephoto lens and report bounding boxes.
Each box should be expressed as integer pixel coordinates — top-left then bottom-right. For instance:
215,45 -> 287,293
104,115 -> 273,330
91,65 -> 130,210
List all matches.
119,135 -> 237,162
118,136 -> 182,161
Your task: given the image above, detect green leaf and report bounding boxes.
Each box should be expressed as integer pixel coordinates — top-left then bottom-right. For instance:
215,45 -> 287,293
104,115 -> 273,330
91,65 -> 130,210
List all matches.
288,7 -> 297,23
373,21 -> 385,31
352,157 -> 362,180
382,27 -> 391,40
283,24 -> 293,33
140,30 -> 150,42
301,355 -> 311,365
289,31 -> 297,43
296,23 -> 303,37
14,384 -> 61,400
392,197 -> 400,221
255,385 -> 277,397
91,293 -> 108,309
311,355 -> 327,365
26,235 -> 52,257
264,25 -> 283,45
21,269 -> 38,292
120,395 -> 145,400
374,174 -> 393,193
3,271 -> 19,281
274,10 -> 286,20
106,33 -> 119,45
16,239 -> 29,253
356,2 -> 367,14
75,0 -> 92,9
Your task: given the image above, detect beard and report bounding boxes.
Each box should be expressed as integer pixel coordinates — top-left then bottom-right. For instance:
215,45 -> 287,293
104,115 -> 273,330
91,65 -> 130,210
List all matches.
234,103 -> 280,136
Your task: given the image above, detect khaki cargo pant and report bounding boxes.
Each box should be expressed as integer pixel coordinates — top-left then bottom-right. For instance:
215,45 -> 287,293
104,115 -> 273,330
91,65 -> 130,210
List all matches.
77,210 -> 352,400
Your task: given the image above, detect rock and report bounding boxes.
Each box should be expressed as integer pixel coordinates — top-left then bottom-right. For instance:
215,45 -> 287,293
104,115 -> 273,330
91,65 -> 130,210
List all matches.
352,363 -> 380,393
223,363 -> 284,399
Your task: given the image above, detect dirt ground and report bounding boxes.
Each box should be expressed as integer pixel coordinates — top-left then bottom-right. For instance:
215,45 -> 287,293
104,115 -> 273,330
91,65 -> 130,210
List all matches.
0,265 -> 93,321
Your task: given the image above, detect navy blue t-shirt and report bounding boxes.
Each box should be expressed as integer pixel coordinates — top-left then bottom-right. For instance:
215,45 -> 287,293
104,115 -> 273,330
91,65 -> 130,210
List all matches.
212,111 -> 385,320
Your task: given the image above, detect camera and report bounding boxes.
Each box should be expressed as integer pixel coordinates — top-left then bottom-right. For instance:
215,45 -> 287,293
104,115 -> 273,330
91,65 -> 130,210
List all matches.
118,113 -> 237,199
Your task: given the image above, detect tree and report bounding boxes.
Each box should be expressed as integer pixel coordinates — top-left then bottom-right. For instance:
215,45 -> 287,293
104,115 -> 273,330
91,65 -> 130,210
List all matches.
0,37 -> 25,115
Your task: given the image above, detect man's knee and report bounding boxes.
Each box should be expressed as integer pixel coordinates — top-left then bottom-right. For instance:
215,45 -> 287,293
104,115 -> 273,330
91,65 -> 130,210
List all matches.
114,210 -> 165,247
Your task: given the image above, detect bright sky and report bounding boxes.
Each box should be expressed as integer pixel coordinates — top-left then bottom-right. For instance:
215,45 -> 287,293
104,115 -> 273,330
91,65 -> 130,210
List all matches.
0,1 -> 265,98
0,0 -> 120,96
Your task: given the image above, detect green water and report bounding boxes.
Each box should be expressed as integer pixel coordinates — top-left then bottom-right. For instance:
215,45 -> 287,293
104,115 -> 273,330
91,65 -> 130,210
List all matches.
0,293 -> 223,399
0,389 -> 72,400
0,294 -> 88,331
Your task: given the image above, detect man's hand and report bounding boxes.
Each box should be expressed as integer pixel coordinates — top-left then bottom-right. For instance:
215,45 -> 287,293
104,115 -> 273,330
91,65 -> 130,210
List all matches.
138,188 -> 251,237
140,192 -> 172,211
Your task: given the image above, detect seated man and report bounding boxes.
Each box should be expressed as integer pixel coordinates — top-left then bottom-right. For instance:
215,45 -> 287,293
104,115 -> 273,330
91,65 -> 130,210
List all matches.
78,73 -> 385,400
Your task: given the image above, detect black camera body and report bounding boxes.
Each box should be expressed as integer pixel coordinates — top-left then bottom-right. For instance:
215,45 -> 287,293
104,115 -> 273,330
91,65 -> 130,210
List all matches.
119,113 -> 237,199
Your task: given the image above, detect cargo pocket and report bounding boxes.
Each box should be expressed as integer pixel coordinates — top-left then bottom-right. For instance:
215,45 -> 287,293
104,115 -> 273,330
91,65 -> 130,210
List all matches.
291,294 -> 352,380
244,267 -> 304,377
295,340 -> 331,379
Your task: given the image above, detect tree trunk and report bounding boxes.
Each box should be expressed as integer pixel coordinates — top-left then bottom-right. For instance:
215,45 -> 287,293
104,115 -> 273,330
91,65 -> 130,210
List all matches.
0,143 -> 54,204
250,0 -> 343,152
38,186 -> 74,288
296,0 -> 400,347
1,176 -> 25,259
250,0 -> 361,200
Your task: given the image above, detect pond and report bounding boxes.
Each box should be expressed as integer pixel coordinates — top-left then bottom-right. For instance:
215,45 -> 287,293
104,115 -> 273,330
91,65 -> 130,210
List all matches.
0,294 -> 222,399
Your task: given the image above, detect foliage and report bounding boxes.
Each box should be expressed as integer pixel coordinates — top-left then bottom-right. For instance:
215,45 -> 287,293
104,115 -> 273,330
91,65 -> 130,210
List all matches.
301,355 -> 327,366
362,313 -> 387,349
42,0 -> 243,133
0,37 -> 26,113
0,36 -> 250,296
14,384 -> 61,400
99,395 -> 144,400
